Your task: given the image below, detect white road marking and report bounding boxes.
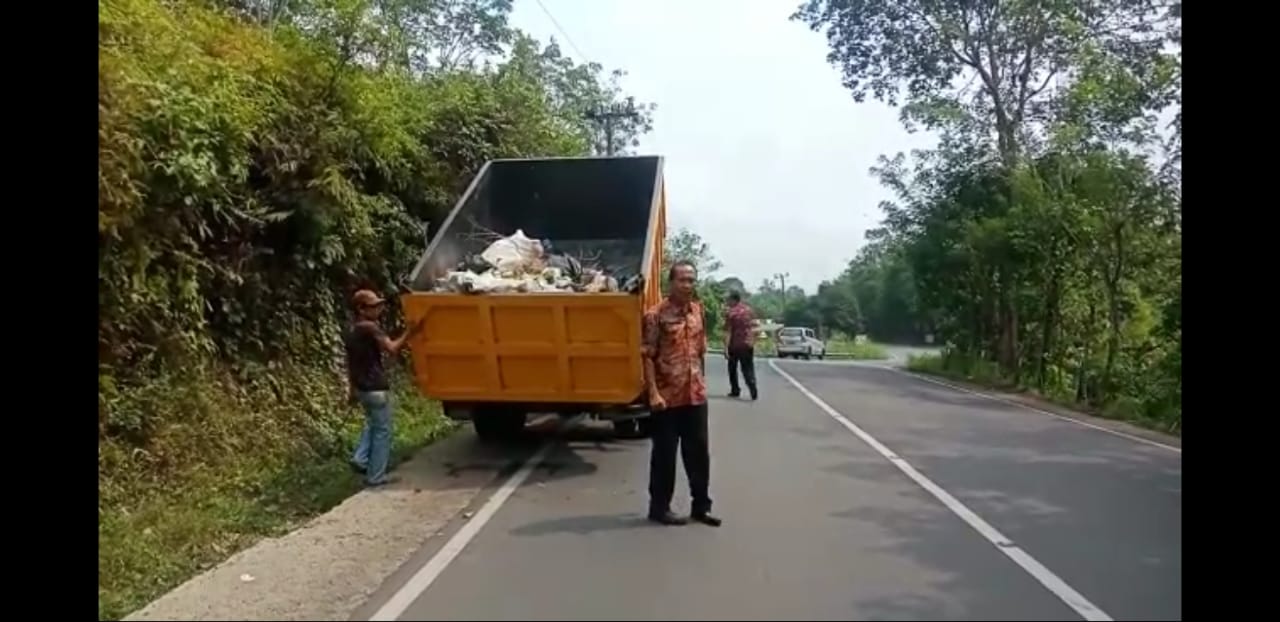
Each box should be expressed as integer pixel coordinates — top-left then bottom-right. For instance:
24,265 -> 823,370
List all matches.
769,360 -> 1114,622
894,369 -> 1181,454
367,441 -> 554,621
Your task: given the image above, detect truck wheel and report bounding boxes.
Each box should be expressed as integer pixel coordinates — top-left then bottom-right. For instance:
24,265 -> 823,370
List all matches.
613,418 -> 640,438
472,408 -> 526,443
637,417 -> 654,438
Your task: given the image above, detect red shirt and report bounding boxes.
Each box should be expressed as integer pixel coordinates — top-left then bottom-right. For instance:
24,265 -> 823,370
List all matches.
725,302 -> 756,349
642,298 -> 707,408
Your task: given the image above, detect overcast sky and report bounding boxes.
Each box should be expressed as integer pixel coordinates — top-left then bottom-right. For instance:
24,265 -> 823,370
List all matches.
509,0 -> 939,293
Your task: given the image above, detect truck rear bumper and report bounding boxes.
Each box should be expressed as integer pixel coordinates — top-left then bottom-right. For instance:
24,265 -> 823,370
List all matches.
442,401 -> 650,421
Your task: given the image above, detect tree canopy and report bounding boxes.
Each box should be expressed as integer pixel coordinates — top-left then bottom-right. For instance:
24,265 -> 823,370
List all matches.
97,0 -> 657,486
99,0 -> 653,378
99,2 -> 657,615
789,0 -> 1181,430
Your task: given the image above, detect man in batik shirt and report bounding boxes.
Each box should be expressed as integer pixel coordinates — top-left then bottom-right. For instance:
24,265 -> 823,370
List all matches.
723,290 -> 758,400
641,260 -> 721,527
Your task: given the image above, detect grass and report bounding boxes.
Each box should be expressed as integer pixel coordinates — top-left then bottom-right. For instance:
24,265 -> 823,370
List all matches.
708,335 -> 890,360
905,352 -> 1180,436
98,369 -> 457,621
906,352 -> 1010,387
823,335 -> 890,360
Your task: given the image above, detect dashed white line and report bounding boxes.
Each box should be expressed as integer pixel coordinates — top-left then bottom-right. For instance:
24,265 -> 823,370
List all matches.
894,369 -> 1181,454
769,360 -> 1113,622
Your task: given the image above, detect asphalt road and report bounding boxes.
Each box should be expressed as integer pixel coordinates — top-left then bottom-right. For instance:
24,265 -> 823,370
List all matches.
355,360 -> 1181,621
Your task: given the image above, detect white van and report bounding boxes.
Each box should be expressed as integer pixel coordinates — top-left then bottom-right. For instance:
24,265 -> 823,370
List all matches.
776,327 -> 826,360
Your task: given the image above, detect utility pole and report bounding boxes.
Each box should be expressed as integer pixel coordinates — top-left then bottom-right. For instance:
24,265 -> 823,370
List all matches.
773,272 -> 790,300
587,103 -> 639,156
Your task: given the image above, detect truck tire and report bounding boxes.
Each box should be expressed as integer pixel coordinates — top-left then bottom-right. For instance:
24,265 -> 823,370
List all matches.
613,418 -> 640,438
472,408 -> 526,443
637,417 -> 654,438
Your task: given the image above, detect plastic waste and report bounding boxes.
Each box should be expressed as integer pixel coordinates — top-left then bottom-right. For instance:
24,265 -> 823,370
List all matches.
432,230 -> 626,294
480,230 -> 543,273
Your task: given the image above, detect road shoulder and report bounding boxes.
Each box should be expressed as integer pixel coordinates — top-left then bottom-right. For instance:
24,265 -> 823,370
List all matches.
123,429 -> 532,622
899,369 -> 1181,451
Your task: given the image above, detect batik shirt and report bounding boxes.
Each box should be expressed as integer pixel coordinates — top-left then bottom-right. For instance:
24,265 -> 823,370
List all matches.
725,302 -> 756,349
642,298 -> 707,408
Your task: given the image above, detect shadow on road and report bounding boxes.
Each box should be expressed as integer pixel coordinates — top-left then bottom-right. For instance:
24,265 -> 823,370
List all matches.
509,512 -> 658,537
376,417 -> 646,495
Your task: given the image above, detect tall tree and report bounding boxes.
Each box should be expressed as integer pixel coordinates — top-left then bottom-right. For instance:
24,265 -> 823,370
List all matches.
794,0 -> 1178,375
664,228 -> 723,277
719,276 -> 746,293
792,0 -> 1177,165
662,228 -> 727,331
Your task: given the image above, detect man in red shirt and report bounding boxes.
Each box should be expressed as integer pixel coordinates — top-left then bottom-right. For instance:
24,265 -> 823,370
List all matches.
641,260 -> 721,527
723,290 -> 758,400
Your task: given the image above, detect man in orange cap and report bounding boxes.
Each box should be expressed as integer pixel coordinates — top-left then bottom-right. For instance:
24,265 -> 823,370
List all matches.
346,289 -> 424,487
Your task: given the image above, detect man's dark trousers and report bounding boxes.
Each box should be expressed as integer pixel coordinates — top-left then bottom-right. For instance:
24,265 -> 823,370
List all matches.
648,403 -> 711,516
727,345 -> 757,398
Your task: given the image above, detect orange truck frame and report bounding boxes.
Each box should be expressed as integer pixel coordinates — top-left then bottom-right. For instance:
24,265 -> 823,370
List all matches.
400,156 -> 666,441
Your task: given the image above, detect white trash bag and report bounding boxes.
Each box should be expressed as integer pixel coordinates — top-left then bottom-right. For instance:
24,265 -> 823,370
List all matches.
480,229 -> 544,273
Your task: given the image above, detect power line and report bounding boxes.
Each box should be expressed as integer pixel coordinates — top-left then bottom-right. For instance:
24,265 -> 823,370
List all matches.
586,104 -> 640,156
533,0 -> 590,62
532,0 -> 637,157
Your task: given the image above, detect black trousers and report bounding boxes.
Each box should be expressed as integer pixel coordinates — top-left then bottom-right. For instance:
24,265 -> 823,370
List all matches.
648,403 -> 712,516
727,345 -> 757,396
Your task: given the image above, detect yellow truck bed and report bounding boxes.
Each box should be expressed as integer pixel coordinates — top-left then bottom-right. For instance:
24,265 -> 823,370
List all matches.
402,293 -> 644,403
400,156 -> 666,418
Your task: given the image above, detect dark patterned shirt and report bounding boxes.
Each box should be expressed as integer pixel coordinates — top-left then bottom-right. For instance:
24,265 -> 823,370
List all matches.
725,302 -> 756,349
642,298 -> 707,408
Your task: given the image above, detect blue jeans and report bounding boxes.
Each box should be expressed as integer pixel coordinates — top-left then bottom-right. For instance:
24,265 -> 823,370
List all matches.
352,390 -> 393,486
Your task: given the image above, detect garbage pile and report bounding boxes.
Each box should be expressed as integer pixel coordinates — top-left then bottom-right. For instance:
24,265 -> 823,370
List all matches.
434,230 -> 642,294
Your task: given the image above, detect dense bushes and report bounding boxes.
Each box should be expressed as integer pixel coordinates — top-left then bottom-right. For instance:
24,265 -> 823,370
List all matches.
854,150 -> 1182,432
98,0 -> 651,616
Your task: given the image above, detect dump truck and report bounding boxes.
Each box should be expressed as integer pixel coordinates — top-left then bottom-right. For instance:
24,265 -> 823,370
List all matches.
400,156 -> 666,442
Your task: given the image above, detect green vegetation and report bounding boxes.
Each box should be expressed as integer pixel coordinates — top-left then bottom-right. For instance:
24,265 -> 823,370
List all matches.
98,373 -> 455,621
906,352 -> 1175,434
98,0 -> 1182,614
791,0 -> 1181,432
907,353 -> 1010,390
98,0 -> 651,617
824,336 -> 889,360
671,0 -> 1181,433
706,334 -> 888,360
